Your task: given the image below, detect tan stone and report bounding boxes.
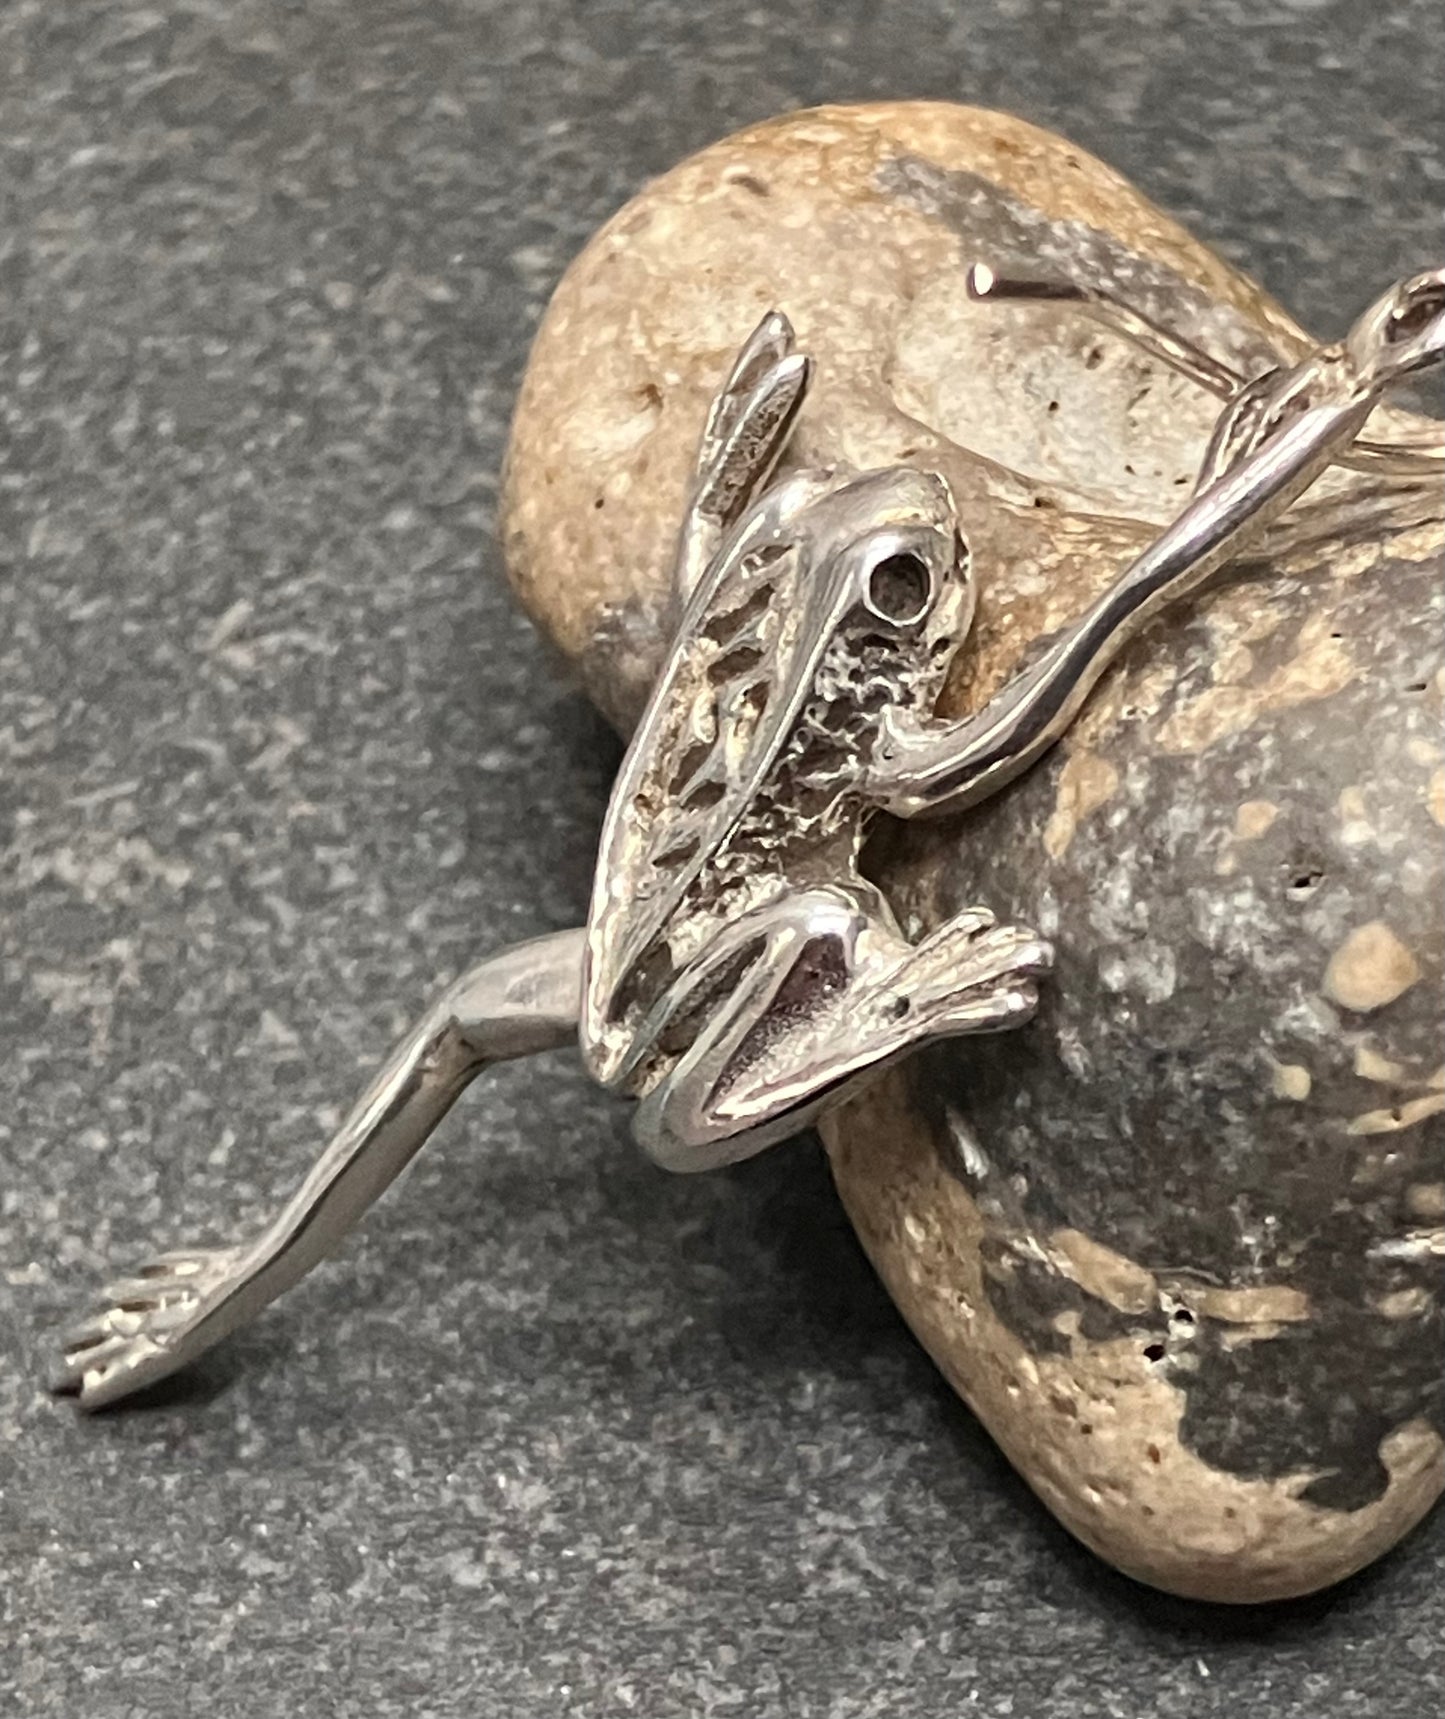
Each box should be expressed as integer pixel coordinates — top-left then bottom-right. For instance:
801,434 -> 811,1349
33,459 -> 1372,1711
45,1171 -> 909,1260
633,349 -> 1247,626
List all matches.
504,101 -> 1323,729
501,102 -> 1445,1602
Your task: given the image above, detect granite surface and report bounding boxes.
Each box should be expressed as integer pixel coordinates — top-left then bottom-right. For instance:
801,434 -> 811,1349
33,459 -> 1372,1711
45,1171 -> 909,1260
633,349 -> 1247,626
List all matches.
2,1 -> 1443,1714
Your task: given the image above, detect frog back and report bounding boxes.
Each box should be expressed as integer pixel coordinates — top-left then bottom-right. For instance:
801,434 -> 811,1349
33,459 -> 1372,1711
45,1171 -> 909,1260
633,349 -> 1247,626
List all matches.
582,489 -> 866,1084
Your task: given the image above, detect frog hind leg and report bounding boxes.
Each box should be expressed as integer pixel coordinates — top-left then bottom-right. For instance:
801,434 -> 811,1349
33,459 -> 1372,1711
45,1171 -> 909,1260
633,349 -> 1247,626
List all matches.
635,895 -> 1050,1173
671,311 -> 812,615
55,929 -> 585,1409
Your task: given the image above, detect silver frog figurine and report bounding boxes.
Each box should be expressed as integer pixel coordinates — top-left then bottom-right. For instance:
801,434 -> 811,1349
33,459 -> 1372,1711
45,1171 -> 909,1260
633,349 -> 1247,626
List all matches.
55,266 -> 1445,1409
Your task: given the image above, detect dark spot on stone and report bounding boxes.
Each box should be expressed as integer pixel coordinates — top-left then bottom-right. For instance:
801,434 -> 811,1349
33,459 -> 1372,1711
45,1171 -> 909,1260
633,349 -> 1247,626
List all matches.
976,1233 -> 1160,1358
729,172 -> 771,197
1143,1342 -> 1167,1363
1178,1303 -> 1442,1512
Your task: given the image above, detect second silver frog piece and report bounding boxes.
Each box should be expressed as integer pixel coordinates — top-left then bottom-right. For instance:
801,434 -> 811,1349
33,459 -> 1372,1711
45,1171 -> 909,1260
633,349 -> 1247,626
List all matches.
55,267 -> 1445,1410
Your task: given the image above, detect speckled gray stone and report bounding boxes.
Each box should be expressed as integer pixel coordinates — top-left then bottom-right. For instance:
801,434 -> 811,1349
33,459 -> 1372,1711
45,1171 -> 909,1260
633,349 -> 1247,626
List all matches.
3,1 -> 1444,1714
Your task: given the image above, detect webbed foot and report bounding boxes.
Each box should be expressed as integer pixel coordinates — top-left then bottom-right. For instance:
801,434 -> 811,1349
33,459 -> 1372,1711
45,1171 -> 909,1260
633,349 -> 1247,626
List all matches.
53,1244 -> 248,1410
887,911 -> 1054,1034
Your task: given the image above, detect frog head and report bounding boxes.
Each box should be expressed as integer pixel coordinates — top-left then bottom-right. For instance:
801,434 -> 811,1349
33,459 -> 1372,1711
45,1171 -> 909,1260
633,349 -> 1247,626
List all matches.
739,462 -> 976,734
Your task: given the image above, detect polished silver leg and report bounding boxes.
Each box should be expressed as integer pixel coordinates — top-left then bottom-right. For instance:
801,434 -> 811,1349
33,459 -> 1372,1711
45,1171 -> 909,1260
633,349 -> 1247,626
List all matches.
872,268 -> 1445,819
54,929 -> 585,1409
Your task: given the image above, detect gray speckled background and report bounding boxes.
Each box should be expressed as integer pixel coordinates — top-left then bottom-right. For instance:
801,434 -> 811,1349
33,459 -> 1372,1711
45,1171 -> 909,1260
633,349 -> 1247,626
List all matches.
2,2 -> 1442,1714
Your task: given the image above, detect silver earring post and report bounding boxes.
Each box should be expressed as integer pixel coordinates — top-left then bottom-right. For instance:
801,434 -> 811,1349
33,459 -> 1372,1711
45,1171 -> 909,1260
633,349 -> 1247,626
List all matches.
965,261 -> 1444,479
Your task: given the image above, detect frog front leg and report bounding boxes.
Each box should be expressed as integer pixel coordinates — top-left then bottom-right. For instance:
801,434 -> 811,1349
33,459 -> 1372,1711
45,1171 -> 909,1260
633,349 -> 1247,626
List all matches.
631,889 -> 1051,1173
869,268 -> 1445,821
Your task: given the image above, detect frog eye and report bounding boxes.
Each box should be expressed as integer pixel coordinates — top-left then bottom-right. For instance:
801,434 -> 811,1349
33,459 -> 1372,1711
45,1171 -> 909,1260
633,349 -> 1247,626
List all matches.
864,551 -> 934,627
